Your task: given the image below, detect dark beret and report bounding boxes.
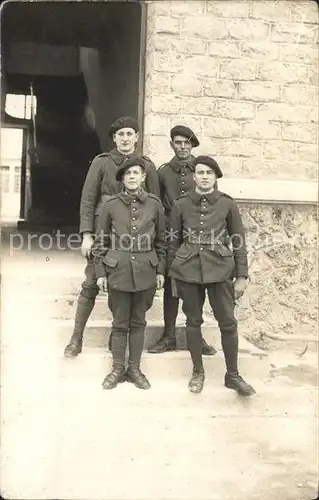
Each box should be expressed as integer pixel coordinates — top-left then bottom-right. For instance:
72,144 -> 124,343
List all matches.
116,156 -> 145,181
170,125 -> 199,148
192,155 -> 223,178
109,116 -> 139,137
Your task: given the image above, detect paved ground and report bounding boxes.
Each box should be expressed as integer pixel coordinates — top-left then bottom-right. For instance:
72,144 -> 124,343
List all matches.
0,228 -> 318,500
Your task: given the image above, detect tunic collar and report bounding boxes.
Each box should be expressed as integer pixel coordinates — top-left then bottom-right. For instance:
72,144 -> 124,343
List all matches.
168,155 -> 195,173
109,148 -> 135,165
118,189 -> 148,204
189,189 -> 221,205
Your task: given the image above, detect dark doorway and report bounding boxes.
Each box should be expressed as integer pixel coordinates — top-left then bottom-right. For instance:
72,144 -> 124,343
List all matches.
1,1 -> 145,228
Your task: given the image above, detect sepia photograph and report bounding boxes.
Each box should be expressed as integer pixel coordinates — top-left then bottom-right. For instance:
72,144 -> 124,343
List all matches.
0,0 -> 318,499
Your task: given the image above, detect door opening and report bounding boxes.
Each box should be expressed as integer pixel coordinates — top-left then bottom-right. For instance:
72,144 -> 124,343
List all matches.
1,1 -> 145,229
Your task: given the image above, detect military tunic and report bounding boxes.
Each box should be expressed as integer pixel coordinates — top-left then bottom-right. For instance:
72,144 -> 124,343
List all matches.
168,190 -> 248,284
158,156 -> 196,221
92,190 -> 167,292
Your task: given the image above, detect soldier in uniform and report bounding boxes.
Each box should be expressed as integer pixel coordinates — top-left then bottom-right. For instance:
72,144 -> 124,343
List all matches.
92,156 -> 166,390
64,116 -> 160,358
148,125 -> 216,355
168,156 -> 256,396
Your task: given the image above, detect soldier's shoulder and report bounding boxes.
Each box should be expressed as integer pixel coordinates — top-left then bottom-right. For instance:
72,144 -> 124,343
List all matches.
147,193 -> 162,204
175,192 -> 189,203
90,152 -> 111,164
95,152 -> 111,159
157,162 -> 169,171
96,152 -> 109,157
141,154 -> 154,164
219,191 -> 234,201
101,194 -> 119,207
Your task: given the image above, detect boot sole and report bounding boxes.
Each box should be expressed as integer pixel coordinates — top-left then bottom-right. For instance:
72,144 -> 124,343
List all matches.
126,379 -> 151,390
188,374 -> 205,394
135,384 -> 151,390
102,383 -> 118,390
147,346 -> 177,354
102,375 -> 126,389
189,385 -> 204,393
64,350 -> 82,358
202,349 -> 217,356
225,382 -> 256,396
126,373 -> 151,389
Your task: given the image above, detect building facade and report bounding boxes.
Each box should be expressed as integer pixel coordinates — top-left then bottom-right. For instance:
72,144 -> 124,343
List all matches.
143,0 -> 318,344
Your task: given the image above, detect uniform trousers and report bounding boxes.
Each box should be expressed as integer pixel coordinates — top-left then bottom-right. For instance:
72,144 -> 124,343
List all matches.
175,279 -> 238,374
108,286 -> 156,369
163,277 -> 205,338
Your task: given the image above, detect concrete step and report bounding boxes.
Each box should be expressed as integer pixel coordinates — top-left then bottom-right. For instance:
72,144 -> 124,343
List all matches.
64,350 -> 270,379
2,260 -> 268,376
2,291 -> 266,357
1,269 -> 85,295
60,322 -> 220,349
4,292 -> 215,322
1,349 -> 315,418
2,333 -> 269,379
1,284 -> 238,334
2,303 -> 265,357
58,323 -> 265,355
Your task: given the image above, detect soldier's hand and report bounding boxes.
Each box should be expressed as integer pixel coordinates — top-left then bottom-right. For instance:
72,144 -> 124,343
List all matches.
97,276 -> 108,292
156,274 -> 165,290
81,233 -> 94,258
234,277 -> 247,301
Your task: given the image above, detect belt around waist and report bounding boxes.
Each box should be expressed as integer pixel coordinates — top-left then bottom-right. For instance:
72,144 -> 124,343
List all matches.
109,247 -> 153,253
182,239 -> 212,245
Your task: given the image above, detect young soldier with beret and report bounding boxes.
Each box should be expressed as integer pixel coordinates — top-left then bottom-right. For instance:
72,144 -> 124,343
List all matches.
91,156 -> 166,390
148,125 -> 216,356
64,117 -> 160,358
168,156 -> 256,396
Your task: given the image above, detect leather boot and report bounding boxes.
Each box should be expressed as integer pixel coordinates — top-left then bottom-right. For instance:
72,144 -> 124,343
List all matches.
110,330 -> 127,385
201,338 -> 217,356
64,295 -> 95,357
221,331 -> 255,395
64,332 -> 83,358
126,367 -> 151,390
188,369 -> 205,393
225,372 -> 256,396
147,334 -> 176,353
102,368 -> 126,390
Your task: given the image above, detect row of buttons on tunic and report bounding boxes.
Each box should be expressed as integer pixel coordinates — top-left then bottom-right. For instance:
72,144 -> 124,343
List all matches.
132,198 -> 138,242
201,198 -> 207,232
180,168 -> 187,194
200,197 -> 207,250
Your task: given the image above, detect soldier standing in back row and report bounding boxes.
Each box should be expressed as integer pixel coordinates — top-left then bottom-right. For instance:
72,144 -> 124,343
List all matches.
168,156 -> 256,396
64,116 -> 160,358
148,126 -> 216,356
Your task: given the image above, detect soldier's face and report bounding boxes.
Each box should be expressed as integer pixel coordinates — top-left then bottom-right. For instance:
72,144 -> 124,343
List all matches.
193,164 -> 216,192
170,135 -> 192,160
122,166 -> 146,191
113,128 -> 139,154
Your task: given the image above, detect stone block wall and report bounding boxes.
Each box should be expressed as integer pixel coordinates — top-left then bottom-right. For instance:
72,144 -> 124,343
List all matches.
143,0 -> 318,343
238,204 -> 318,342
143,0 -> 318,180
